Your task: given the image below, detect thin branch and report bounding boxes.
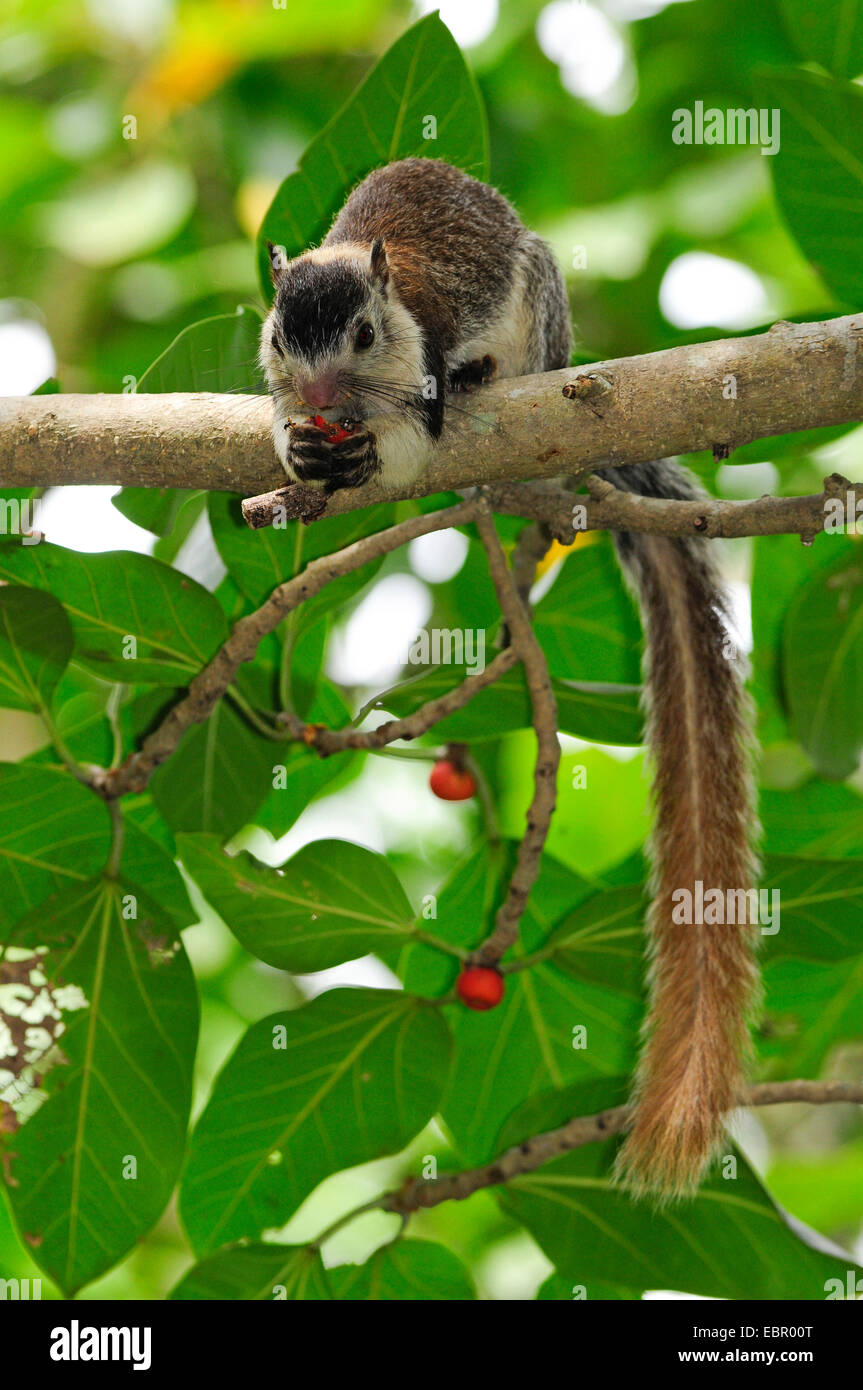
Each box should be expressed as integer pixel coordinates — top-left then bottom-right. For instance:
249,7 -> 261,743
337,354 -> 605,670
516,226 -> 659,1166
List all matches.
93,499 -> 478,798
381,1080 -> 863,1215
482,471 -> 863,546
473,500 -> 560,966
509,520 -> 554,612
2,314 -> 860,507
279,647 -> 518,755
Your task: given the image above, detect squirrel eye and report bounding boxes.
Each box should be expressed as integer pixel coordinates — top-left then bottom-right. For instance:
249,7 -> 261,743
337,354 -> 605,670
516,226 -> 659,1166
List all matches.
356,322 -> 375,349
271,333 -> 283,356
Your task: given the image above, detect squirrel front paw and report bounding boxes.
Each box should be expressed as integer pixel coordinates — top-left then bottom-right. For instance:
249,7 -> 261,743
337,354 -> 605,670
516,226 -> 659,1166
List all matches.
285,417 -> 381,494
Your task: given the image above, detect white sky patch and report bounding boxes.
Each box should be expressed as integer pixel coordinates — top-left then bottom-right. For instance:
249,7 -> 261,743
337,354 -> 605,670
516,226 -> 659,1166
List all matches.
408,528 -> 469,584
36,487 -> 155,555
603,0 -> 693,19
415,0 -> 499,48
536,1 -> 636,113
267,753 -> 469,861
717,460 -> 779,500
0,318 -> 55,395
327,572 -> 432,687
725,579 -> 753,655
45,94 -> 112,161
293,955 -> 402,1000
659,251 -> 771,330
85,0 -> 172,46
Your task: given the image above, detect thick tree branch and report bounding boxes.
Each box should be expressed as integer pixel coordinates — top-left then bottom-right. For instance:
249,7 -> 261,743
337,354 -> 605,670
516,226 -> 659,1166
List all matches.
2,315 -> 860,515
381,1080 -> 863,1214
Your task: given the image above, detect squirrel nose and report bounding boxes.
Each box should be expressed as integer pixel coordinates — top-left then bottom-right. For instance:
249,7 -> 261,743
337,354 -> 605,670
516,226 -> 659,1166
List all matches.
299,374 -> 339,409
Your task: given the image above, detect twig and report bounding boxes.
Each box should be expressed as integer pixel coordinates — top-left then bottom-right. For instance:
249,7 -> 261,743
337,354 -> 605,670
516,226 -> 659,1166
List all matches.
93,499 -> 478,798
497,517 -> 555,650
472,500 -> 560,966
483,472 -> 863,546
381,1080 -> 863,1215
279,648 -> 518,755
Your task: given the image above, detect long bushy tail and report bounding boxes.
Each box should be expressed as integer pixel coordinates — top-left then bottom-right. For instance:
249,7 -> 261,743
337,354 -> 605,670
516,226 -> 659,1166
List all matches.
601,461 -> 760,1199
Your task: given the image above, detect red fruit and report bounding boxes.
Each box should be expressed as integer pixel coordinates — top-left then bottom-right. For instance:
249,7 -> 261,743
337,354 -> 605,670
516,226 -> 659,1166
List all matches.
307,414 -> 355,444
429,760 -> 476,801
456,966 -> 505,1011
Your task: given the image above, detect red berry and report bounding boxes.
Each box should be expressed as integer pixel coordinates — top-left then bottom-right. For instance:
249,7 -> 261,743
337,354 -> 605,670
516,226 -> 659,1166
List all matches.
429,760 -> 476,801
308,414 -> 355,443
456,966 -> 505,1011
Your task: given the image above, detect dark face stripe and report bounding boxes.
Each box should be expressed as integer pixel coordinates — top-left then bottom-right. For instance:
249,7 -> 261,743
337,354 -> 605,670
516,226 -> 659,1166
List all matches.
276,258 -> 368,361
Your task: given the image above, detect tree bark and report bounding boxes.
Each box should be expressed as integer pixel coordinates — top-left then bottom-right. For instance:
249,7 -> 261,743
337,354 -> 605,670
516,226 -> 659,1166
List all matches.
1,314 -> 860,507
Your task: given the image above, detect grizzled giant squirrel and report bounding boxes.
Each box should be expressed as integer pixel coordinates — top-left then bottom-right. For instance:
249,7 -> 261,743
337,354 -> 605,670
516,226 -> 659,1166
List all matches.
259,157 -> 758,1199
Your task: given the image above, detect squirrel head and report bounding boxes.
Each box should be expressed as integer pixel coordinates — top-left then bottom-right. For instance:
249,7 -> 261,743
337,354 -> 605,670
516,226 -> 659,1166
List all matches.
260,238 -> 423,422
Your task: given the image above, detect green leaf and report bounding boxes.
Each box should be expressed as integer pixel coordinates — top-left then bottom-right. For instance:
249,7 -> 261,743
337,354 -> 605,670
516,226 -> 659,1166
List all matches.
329,1239 -> 476,1300
122,793 -> 179,856
256,11 -> 489,296
170,1244 -> 332,1300
252,681 -> 358,836
762,955 -> 863,1075
399,840 -> 505,997
496,1083 -> 861,1300
25,667 -> 123,771
554,680 -> 643,745
152,492 -> 209,566
533,540 -> 643,684
137,305 -> 265,394
0,765 -> 112,927
767,1138 -> 863,1234
537,1272 -> 641,1300
404,849 -> 640,1163
779,0 -> 863,79
761,855 -> 863,962
2,879 -> 198,1295
111,487 -> 200,538
546,883 -> 646,994
150,698 -> 276,838
761,779 -> 863,858
0,586 -> 73,712
536,745 -> 649,877
180,989 -> 452,1254
751,532 -> 852,745
177,834 -> 415,972
121,816 -> 195,931
782,546 -> 863,778
546,855 -> 863,981
41,673 -> 115,766
207,491 -> 396,617
0,542 -> 229,685
760,68 -> 863,305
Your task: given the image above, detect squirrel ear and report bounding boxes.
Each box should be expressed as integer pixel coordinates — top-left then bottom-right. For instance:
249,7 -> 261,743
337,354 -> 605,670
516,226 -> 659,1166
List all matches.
369,237 -> 389,291
267,240 -> 288,285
